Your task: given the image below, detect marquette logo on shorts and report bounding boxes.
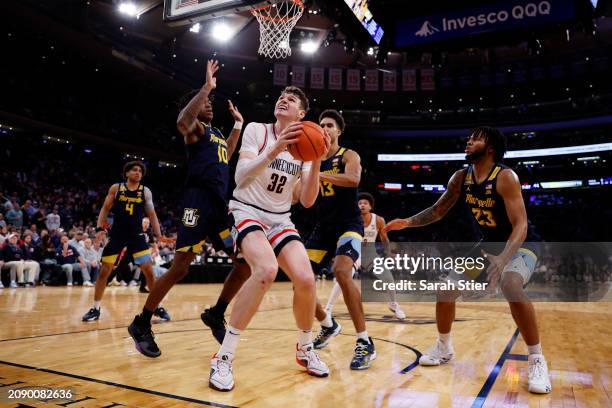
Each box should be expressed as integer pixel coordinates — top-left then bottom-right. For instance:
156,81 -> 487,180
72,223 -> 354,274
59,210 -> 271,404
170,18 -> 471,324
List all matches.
182,208 -> 199,227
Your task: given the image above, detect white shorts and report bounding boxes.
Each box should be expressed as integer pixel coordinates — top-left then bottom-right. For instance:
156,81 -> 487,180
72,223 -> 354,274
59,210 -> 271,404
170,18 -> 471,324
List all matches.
229,199 -> 301,256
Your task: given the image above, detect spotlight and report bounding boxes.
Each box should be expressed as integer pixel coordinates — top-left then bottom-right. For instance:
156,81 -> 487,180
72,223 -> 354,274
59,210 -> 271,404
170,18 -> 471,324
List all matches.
190,23 -> 201,33
212,22 -> 233,42
118,2 -> 137,17
300,40 -> 318,54
367,47 -> 374,56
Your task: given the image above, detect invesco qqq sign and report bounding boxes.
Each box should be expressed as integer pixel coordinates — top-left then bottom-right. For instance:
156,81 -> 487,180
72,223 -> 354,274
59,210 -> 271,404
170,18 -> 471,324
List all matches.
397,0 -> 575,46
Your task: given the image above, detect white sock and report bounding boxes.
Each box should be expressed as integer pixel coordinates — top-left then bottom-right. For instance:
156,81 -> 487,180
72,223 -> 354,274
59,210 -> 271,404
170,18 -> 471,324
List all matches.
93,300 -> 101,310
325,281 -> 342,312
527,343 -> 542,355
320,312 -> 333,328
218,325 -> 241,357
438,332 -> 452,345
298,330 -> 312,349
357,331 -> 369,343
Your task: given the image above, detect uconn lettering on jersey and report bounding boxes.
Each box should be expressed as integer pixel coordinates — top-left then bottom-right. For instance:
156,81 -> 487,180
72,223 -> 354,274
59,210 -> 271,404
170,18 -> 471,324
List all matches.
268,158 -> 301,176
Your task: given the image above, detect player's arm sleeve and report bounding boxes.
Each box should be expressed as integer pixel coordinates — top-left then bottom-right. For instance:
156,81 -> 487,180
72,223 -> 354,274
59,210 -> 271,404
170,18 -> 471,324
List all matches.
235,123 -> 276,185
238,123 -> 260,155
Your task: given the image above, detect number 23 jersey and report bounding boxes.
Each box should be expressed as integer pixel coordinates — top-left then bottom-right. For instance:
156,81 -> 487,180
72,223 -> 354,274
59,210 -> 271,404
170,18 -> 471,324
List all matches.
232,122 -> 312,213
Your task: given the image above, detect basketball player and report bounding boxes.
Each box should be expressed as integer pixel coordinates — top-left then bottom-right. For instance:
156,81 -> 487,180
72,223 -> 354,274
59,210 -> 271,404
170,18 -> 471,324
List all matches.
385,126 -> 551,394
81,161 -> 172,322
208,86 -> 330,392
324,192 -> 406,320
306,109 -> 376,370
127,60 -> 251,357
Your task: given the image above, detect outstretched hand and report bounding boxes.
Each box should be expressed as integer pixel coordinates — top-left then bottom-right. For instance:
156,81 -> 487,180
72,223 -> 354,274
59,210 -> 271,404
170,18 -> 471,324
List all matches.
203,60 -> 219,91
228,100 -> 243,123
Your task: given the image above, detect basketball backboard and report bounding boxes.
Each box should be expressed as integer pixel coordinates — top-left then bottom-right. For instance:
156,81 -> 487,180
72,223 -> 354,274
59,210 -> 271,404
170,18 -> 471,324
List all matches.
163,0 -> 275,26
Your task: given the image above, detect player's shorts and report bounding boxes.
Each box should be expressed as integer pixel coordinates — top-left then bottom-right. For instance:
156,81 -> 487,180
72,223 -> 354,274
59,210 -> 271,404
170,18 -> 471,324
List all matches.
101,233 -> 151,266
229,199 -> 300,256
176,187 -> 235,256
448,247 -> 538,286
502,247 -> 537,284
305,221 -> 364,274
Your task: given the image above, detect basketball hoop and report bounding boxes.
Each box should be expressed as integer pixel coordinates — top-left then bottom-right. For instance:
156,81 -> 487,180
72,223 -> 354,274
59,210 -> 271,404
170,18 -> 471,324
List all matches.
251,0 -> 304,59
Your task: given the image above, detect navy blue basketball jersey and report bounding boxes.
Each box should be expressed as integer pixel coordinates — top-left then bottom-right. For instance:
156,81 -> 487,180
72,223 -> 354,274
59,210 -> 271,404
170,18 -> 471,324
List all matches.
185,124 -> 229,202
316,147 -> 361,225
110,183 -> 146,237
462,163 -> 516,242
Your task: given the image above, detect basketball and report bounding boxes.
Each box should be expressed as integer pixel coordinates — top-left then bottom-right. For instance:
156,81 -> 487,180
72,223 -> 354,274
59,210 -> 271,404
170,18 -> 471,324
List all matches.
288,121 -> 326,161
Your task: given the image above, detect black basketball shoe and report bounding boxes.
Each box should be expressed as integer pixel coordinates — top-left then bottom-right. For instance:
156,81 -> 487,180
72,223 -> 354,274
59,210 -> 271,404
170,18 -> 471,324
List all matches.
201,308 -> 226,344
154,306 -> 171,321
82,307 -> 100,322
128,317 -> 161,358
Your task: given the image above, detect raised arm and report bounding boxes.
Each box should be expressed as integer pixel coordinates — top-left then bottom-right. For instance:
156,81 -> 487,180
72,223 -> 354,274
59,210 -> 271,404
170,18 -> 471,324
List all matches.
384,169 -> 465,232
225,100 -> 244,159
176,60 -> 218,139
319,149 -> 361,187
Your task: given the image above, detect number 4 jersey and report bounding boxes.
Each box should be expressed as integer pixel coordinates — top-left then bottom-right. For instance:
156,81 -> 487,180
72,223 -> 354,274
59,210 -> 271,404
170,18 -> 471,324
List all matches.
232,122 -> 311,213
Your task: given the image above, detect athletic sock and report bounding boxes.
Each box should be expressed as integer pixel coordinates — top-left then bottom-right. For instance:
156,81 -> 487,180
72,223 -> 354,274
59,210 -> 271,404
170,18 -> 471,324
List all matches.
298,330 -> 312,349
138,307 -> 154,325
527,343 -> 542,355
321,312 -> 333,328
357,331 -> 369,343
212,299 -> 229,315
438,332 -> 452,345
93,300 -> 101,310
218,325 -> 241,356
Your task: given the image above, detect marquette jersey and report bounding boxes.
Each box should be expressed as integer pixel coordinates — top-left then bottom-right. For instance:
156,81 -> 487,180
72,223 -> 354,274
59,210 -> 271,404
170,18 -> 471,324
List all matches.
462,163 -> 514,242
232,122 -> 311,213
110,183 -> 147,237
316,147 -> 361,225
363,213 -> 378,243
185,123 -> 229,203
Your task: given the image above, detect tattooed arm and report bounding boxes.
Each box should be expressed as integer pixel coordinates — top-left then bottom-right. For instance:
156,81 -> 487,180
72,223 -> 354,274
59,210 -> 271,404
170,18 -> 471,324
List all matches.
384,169 -> 465,232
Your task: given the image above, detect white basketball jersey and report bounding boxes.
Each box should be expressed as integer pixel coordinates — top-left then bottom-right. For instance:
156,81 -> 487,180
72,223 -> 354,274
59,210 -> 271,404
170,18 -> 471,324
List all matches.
363,213 -> 378,242
233,122 -> 311,213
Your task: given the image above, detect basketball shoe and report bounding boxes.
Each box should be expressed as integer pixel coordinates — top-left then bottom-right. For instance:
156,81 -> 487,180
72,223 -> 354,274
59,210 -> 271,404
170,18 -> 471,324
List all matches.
313,318 -> 342,349
419,339 -> 454,366
82,307 -> 100,321
350,338 -> 376,370
201,308 -> 226,344
528,354 -> 552,394
154,306 -> 171,321
388,302 -> 406,320
128,318 -> 161,358
209,353 -> 234,391
295,344 -> 329,377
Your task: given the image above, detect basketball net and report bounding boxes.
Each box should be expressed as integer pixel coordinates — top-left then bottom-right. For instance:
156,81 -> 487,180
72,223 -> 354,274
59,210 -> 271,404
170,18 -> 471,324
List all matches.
252,0 -> 304,59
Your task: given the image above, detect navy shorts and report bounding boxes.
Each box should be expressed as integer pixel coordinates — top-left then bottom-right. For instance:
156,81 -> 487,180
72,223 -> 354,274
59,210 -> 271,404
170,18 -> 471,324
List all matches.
305,221 -> 364,273
101,233 -> 150,265
176,187 -> 235,256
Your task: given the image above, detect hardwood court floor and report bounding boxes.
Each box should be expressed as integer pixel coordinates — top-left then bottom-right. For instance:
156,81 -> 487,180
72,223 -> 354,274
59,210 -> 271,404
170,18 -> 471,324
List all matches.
0,282 -> 610,407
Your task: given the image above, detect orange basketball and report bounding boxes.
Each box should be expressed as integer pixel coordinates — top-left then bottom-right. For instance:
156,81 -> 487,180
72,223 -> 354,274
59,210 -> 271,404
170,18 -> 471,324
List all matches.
288,121 -> 326,161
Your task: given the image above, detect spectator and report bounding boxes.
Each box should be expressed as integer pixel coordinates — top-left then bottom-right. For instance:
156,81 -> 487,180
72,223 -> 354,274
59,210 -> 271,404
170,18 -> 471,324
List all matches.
22,234 -> 40,285
22,199 -> 36,226
46,206 -> 61,232
56,235 -> 91,286
0,214 -> 6,229
81,238 -> 100,283
1,233 -> 28,287
5,203 -> 23,228
68,230 -> 85,254
32,206 -> 46,231
29,224 -> 40,244
39,234 -> 59,284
